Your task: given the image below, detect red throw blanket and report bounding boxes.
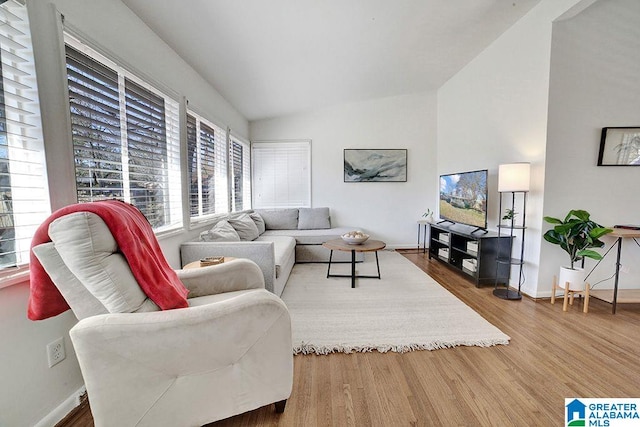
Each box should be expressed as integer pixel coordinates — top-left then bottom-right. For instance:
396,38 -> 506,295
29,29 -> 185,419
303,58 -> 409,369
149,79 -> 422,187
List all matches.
28,200 -> 189,320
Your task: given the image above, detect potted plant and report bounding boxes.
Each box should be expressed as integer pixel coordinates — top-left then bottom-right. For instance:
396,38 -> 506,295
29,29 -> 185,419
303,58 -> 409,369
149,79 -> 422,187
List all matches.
502,208 -> 518,222
543,209 -> 612,290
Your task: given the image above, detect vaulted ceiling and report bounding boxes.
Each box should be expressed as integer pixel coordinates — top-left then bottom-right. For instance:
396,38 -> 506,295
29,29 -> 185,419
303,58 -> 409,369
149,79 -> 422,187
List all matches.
121,0 -> 541,121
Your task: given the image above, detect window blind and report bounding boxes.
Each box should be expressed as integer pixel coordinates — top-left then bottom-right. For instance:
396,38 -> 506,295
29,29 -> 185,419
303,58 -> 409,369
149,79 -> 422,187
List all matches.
65,41 -> 182,232
186,113 -> 198,216
251,140 -> 311,208
186,111 -> 228,220
0,0 -> 49,270
230,135 -> 251,211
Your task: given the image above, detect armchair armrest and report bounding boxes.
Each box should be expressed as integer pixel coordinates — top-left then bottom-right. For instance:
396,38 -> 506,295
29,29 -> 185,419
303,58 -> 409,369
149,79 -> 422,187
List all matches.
180,241 -> 276,293
175,258 -> 265,297
70,289 -> 292,426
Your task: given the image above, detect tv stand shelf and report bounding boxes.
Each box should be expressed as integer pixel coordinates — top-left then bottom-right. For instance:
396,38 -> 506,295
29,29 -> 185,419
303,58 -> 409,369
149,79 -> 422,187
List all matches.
428,223 -> 512,286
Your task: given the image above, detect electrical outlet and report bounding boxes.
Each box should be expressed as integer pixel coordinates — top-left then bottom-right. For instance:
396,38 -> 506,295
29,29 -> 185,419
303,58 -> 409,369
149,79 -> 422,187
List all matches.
621,264 -> 630,274
47,337 -> 66,368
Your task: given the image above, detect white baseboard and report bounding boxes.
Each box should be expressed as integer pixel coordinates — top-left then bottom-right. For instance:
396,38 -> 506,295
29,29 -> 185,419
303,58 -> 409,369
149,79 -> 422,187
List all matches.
35,385 -> 86,427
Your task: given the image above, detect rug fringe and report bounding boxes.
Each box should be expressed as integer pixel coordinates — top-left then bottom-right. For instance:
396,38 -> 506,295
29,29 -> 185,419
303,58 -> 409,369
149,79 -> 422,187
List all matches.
294,338 -> 510,355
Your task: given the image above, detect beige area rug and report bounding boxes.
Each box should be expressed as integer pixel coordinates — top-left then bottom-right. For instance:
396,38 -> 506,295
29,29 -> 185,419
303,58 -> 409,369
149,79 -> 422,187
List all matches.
281,250 -> 510,355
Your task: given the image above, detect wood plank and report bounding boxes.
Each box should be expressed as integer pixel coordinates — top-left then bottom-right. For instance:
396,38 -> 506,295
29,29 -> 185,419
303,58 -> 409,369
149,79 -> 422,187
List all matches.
58,249 -> 640,427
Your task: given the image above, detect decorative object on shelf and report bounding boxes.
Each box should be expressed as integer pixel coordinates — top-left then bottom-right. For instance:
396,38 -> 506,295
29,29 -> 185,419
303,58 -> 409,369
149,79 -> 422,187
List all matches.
344,149 -> 407,182
543,209 -> 612,298
502,208 -> 517,221
422,208 -> 435,223
341,230 -> 370,245
494,162 -> 530,301
597,127 -> 640,166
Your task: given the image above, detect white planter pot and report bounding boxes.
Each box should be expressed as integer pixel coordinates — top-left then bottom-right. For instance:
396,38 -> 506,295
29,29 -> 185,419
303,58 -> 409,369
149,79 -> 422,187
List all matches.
558,266 -> 585,291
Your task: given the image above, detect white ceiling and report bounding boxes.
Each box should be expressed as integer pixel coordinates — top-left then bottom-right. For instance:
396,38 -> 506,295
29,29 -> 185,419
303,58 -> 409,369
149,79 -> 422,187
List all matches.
121,0 -> 541,121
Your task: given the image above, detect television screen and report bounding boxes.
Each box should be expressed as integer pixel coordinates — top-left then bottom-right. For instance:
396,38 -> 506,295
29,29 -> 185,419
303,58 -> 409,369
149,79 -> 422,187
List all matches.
439,169 -> 488,229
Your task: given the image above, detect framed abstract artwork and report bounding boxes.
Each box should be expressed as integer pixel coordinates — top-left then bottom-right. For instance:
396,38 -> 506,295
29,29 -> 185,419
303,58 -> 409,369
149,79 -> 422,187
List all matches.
343,149 -> 407,182
597,127 -> 640,166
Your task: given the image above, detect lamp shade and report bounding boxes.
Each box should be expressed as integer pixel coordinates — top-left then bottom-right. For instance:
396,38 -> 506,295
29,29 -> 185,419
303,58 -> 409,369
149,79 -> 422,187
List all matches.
498,163 -> 530,192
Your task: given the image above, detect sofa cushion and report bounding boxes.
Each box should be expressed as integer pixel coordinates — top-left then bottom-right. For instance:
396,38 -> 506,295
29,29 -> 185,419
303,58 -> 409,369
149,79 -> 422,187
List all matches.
298,207 -> 331,230
256,235 -> 296,278
200,220 -> 241,242
250,212 -> 266,234
228,213 -> 260,241
48,212 -> 155,314
255,208 -> 298,230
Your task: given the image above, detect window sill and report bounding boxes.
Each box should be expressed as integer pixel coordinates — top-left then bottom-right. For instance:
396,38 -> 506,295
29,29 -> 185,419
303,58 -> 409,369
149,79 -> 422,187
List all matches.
0,266 -> 30,290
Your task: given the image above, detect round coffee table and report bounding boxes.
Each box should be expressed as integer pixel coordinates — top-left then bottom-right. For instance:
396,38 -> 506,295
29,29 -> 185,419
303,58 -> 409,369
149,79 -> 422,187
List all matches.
322,239 -> 386,288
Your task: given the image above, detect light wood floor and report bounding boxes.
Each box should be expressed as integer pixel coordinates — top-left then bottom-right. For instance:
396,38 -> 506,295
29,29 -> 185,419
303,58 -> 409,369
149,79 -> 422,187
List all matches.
58,250 -> 640,427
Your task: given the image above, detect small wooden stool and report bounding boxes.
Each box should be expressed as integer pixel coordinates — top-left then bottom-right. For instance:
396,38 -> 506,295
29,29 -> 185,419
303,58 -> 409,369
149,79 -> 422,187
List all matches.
551,275 -> 590,313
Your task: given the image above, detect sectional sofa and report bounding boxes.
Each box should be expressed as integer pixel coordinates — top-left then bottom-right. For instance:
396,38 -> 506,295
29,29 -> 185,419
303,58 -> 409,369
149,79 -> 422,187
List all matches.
180,207 -> 361,296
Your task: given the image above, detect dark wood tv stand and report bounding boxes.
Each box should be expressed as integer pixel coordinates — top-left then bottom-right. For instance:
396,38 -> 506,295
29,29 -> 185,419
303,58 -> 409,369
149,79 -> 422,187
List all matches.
428,223 -> 512,286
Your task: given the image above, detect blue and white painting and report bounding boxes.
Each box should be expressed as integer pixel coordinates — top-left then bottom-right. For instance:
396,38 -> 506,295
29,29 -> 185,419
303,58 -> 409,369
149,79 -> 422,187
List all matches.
344,149 -> 407,182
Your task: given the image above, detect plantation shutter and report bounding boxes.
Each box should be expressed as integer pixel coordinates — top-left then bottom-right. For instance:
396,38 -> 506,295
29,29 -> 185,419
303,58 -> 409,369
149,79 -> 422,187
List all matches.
124,78 -> 170,228
0,0 -> 49,270
186,110 -> 228,219
66,46 -> 124,202
198,122 -> 217,215
230,135 -> 251,211
186,113 -> 198,216
251,140 -> 311,208
65,41 -> 182,232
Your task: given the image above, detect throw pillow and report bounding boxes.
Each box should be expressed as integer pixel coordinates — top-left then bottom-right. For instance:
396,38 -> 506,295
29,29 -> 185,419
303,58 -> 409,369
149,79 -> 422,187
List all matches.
228,213 -> 260,241
250,212 -> 266,234
298,207 -> 331,229
255,208 -> 298,230
200,220 -> 241,242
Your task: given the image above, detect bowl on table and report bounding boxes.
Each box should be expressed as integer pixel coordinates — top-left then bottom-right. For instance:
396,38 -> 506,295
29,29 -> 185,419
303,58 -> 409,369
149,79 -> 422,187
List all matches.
341,231 -> 369,245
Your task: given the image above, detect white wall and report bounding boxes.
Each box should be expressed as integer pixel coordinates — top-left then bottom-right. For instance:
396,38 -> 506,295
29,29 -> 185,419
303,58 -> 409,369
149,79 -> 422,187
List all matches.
251,92 -> 437,248
0,1 -> 248,425
437,0 -> 583,297
540,0 -> 640,294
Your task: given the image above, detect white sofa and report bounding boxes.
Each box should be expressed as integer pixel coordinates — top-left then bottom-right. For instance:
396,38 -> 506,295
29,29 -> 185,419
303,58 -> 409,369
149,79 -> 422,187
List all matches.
180,208 -> 361,296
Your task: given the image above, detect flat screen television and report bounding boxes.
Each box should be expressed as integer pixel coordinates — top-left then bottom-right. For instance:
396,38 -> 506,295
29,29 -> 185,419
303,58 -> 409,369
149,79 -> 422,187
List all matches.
439,169 -> 488,230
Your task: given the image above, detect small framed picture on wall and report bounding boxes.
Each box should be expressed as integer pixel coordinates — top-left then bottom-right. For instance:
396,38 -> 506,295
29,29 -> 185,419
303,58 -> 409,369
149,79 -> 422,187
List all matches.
597,127 -> 640,166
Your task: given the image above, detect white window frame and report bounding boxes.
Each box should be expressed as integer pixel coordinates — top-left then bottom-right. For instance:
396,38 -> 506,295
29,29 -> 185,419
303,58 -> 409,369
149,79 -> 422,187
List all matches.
0,0 -> 50,285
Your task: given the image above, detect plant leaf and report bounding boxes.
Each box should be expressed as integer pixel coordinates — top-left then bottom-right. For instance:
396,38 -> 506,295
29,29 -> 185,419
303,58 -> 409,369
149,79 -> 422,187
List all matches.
577,249 -> 603,260
590,227 -> 613,239
543,216 -> 562,224
571,210 -> 590,221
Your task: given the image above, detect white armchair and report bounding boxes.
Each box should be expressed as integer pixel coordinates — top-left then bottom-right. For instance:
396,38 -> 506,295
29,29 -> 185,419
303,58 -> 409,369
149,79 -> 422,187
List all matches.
31,210 -> 293,427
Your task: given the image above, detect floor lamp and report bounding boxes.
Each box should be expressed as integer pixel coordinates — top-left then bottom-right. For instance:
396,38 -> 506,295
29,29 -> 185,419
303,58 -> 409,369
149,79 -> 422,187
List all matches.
493,163 -> 530,300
